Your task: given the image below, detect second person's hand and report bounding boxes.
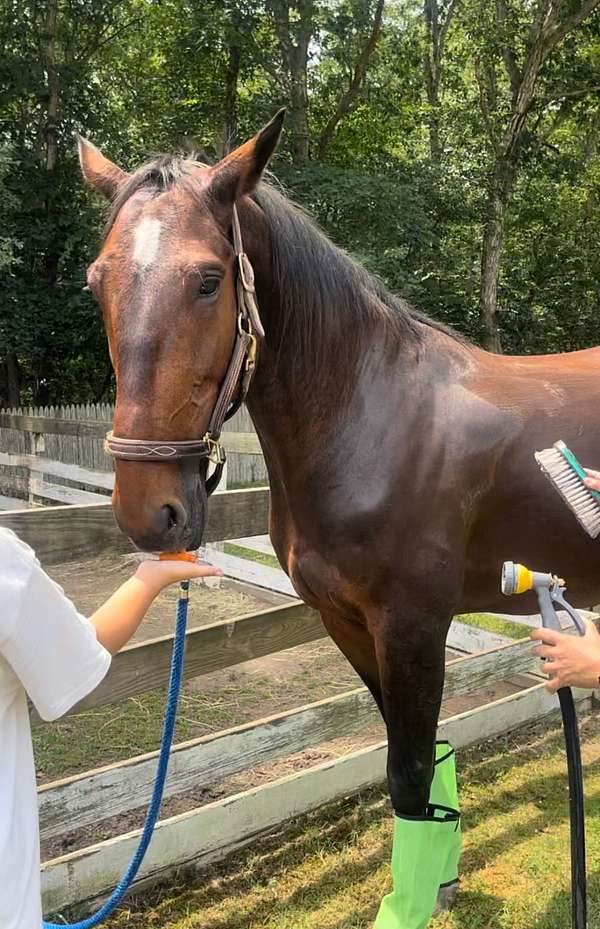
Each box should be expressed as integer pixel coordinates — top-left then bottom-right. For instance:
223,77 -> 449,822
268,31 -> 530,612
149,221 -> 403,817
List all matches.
531,617 -> 600,693
584,468 -> 600,492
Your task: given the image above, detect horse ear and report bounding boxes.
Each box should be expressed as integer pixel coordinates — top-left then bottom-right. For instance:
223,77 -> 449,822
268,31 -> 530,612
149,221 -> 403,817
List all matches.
77,136 -> 129,200
209,109 -> 285,205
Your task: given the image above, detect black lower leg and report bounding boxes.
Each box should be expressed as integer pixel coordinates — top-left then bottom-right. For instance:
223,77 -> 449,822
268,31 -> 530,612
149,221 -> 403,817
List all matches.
374,613 -> 449,816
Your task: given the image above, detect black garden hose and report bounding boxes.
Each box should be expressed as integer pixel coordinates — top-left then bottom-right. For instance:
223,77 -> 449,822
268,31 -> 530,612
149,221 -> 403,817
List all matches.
558,686 -> 587,929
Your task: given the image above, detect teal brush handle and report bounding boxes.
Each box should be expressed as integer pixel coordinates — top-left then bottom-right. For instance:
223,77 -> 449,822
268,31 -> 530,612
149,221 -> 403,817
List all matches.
558,441 -> 600,504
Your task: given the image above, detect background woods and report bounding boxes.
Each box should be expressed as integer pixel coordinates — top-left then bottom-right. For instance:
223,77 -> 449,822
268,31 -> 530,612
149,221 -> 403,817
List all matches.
2,0 -> 600,407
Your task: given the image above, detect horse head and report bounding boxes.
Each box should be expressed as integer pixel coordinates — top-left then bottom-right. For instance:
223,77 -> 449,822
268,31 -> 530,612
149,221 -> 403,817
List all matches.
79,112 -> 284,551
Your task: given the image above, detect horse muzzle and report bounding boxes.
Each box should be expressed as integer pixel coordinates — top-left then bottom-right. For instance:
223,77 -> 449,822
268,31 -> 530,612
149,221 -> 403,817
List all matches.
111,459 -> 208,553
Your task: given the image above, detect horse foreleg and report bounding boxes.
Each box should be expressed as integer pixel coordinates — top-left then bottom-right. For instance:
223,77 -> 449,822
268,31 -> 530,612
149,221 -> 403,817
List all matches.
319,608 -> 383,713
369,603 -> 459,926
370,605 -> 449,815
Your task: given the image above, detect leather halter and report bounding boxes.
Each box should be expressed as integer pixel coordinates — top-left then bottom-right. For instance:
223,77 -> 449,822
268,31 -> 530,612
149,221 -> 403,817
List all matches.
104,205 -> 263,495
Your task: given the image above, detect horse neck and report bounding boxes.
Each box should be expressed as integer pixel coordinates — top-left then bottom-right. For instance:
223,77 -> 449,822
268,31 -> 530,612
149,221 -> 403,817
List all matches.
240,207 -> 362,450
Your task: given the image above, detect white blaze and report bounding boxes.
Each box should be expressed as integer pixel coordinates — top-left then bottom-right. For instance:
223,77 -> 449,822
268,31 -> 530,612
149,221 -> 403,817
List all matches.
133,218 -> 162,268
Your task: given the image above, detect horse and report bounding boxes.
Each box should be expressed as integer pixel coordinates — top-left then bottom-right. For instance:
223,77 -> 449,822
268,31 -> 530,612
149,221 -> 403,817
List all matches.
78,112 -> 600,907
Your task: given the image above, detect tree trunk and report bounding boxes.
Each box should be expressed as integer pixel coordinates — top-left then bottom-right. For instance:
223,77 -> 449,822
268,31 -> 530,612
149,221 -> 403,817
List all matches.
44,0 -> 59,172
267,0 -> 314,165
43,0 -> 61,287
476,0 -> 600,350
480,201 -> 504,353
479,160 -> 516,352
222,44 -> 241,153
6,352 -> 21,408
423,0 -> 457,168
423,0 -> 441,167
584,106 -> 600,220
317,0 -> 385,159
289,69 -> 310,163
217,5 -> 243,157
289,0 -> 313,164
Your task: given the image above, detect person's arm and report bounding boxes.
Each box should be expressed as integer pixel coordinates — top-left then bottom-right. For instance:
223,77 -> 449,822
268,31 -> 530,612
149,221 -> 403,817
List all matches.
0,528 -> 224,721
91,560 -> 223,654
531,617 -> 600,692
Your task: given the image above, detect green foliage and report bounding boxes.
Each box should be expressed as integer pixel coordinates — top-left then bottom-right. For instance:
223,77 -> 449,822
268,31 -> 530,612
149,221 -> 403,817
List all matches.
2,0 -> 600,405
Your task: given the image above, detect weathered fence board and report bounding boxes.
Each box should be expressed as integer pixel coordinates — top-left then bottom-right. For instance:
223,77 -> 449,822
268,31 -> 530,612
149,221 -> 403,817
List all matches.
207,547 -> 297,595
0,452 -> 113,490
0,421 -> 261,455
29,479 -> 107,506
38,631 -> 537,841
447,620 -> 510,653
46,605 -> 538,721
56,601 -> 324,717
234,534 -> 275,555
0,411 -> 108,438
39,687 -> 376,841
0,501 -> 130,563
0,403 -> 266,486
0,487 -> 270,564
42,683 -> 589,915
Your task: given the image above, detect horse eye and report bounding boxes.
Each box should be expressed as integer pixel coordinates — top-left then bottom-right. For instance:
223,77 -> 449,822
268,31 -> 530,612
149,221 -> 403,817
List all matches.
198,276 -> 221,298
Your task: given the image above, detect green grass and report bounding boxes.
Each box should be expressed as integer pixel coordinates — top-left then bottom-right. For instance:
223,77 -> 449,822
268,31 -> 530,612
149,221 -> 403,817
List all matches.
223,541 -> 281,570
457,612 -> 528,640
33,685 -> 258,782
87,712 -> 600,929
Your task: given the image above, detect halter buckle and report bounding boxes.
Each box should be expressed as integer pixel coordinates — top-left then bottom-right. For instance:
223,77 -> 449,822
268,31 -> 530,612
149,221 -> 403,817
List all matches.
202,433 -> 226,466
245,333 -> 258,371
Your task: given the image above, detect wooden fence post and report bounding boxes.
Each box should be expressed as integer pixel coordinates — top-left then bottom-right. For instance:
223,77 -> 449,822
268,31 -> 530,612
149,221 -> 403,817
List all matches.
28,427 -> 45,505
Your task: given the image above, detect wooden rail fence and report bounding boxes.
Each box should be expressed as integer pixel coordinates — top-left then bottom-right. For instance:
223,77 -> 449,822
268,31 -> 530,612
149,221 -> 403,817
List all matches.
0,404 -> 265,505
0,493 -> 584,918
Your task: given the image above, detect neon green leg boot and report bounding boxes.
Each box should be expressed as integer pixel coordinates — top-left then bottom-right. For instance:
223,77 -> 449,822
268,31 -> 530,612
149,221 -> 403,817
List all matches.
430,742 -> 461,892
374,743 -> 461,929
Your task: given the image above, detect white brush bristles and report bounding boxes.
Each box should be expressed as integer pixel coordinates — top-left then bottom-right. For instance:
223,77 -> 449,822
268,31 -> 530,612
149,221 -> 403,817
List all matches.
535,446 -> 600,539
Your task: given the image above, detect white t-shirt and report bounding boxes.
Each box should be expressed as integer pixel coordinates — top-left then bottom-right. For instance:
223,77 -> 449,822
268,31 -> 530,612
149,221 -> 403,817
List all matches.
0,529 -> 111,929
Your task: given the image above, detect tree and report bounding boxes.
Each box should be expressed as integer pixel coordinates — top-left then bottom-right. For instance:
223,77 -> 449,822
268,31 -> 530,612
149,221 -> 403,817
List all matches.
266,0 -> 316,163
472,0 -> 600,351
316,0 -> 386,157
423,0 -> 457,167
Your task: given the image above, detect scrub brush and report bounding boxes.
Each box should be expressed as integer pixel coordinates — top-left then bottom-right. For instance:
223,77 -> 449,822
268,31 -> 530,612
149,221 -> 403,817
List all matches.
535,440 -> 600,539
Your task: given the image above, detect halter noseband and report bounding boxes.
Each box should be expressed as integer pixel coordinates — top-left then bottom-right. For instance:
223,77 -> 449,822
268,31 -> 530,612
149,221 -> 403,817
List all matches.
104,204 -> 263,495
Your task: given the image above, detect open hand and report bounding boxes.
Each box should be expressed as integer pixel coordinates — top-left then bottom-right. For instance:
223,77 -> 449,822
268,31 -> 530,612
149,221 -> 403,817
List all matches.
531,617 -> 600,693
135,557 -> 223,593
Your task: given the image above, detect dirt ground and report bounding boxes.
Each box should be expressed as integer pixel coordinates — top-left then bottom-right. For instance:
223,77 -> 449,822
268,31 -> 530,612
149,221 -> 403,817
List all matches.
49,551 -> 285,641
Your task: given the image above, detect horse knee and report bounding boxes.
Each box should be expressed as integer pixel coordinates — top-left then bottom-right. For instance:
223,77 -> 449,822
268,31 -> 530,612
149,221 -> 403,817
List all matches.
387,756 -> 432,816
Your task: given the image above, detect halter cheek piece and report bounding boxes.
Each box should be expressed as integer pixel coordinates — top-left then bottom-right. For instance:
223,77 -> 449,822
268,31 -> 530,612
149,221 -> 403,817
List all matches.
104,205 -> 263,496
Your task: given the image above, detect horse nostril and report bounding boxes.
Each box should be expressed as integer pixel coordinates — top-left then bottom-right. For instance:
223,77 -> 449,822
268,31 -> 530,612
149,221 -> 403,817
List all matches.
160,501 -> 187,535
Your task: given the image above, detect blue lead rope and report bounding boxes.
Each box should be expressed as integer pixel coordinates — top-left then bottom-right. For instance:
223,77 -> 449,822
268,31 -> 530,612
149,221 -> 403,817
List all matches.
44,581 -> 190,928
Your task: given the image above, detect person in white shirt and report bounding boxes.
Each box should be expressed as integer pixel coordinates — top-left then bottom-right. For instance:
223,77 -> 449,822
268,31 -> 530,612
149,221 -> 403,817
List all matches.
0,528 -> 222,929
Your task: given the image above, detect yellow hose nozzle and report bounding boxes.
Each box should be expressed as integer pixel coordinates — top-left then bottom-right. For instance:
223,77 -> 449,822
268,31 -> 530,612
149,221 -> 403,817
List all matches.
515,563 -> 534,594
501,561 -> 534,595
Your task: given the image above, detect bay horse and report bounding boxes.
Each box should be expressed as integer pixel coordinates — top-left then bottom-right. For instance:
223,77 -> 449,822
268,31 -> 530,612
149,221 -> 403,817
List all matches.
78,112 -> 600,875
